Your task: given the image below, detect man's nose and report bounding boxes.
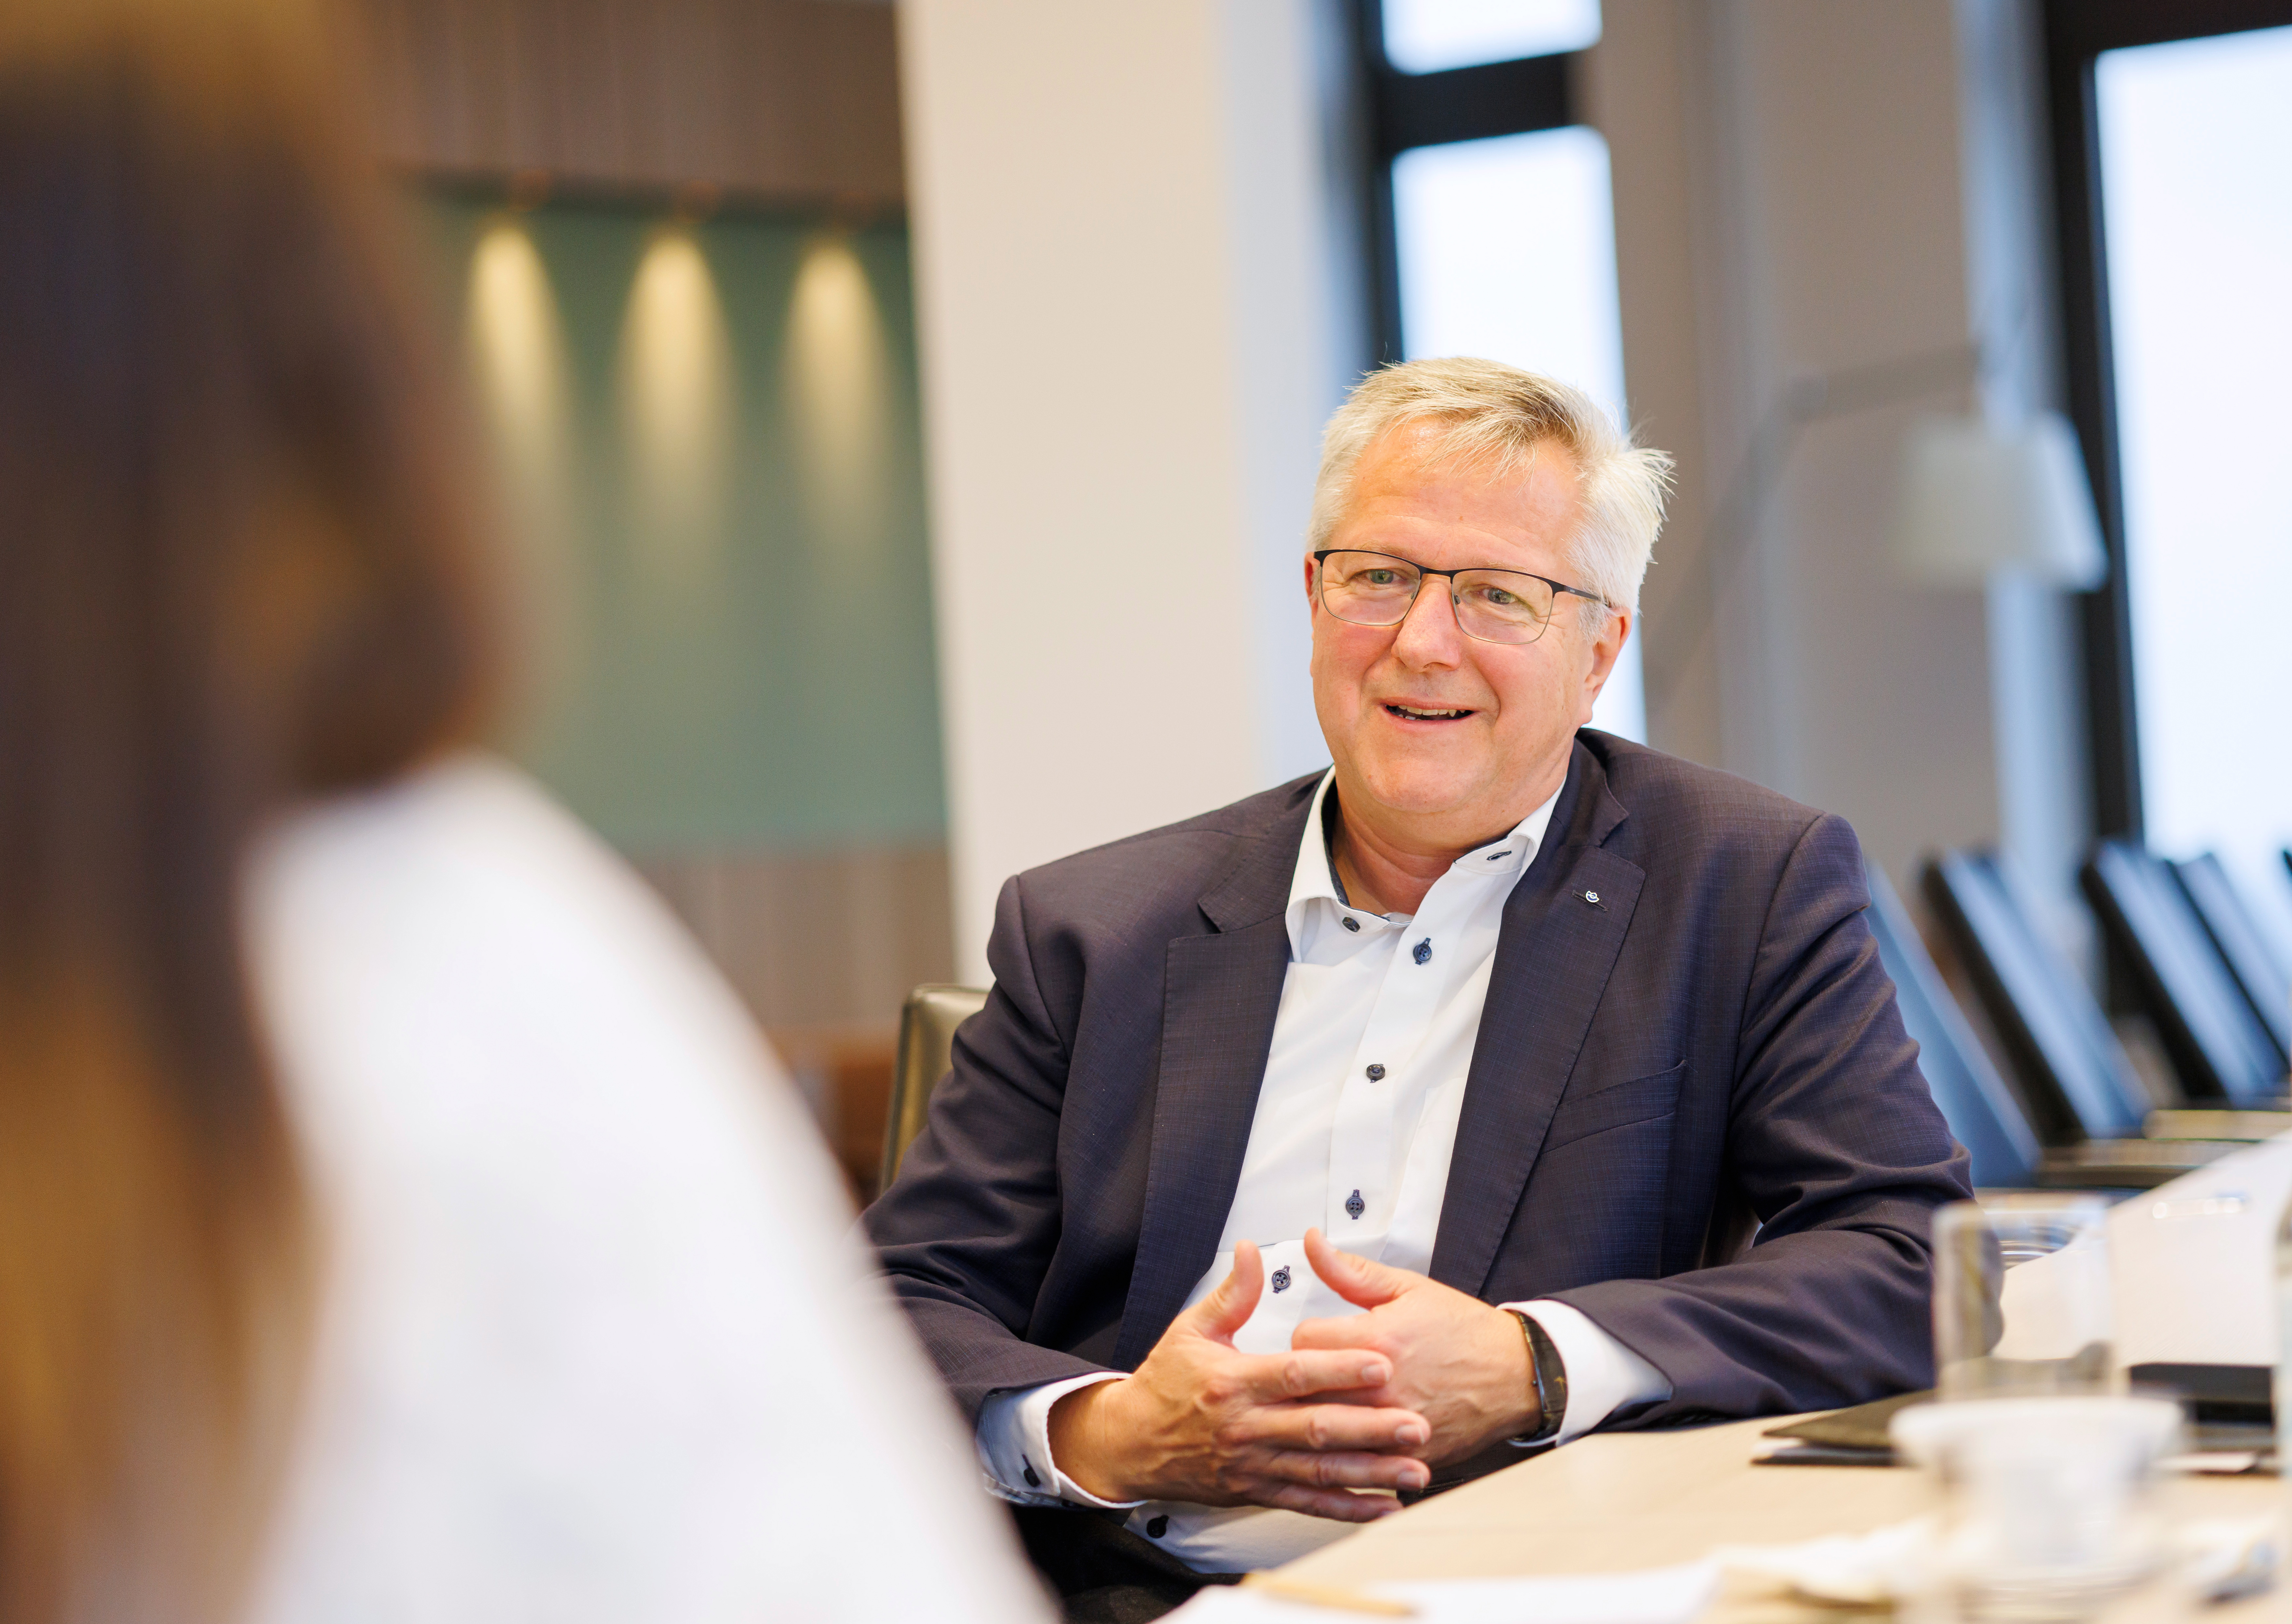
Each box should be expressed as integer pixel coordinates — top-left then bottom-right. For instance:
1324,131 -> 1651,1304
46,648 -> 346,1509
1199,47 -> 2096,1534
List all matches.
1391,578 -> 1465,668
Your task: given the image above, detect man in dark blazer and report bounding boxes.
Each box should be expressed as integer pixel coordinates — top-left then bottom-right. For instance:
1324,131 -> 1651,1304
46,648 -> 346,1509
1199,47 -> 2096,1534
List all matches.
866,359 -> 1970,1604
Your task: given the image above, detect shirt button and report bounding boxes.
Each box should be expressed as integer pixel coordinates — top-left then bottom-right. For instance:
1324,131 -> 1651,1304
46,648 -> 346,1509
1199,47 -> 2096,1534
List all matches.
1413,938 -> 1433,965
1147,1515 -> 1169,1539
1346,1189 -> 1366,1220
1022,1458 -> 1041,1489
1342,915 -> 1360,933
1366,1063 -> 1385,1081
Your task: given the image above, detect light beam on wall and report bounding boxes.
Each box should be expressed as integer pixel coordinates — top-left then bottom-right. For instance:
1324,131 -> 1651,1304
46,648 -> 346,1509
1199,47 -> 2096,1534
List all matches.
785,232 -> 893,541
466,219 -> 580,698
621,229 -> 735,578
468,221 -> 572,492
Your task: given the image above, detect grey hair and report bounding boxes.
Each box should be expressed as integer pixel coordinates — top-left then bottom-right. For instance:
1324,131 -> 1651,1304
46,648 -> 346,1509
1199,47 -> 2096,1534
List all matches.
1307,357 -> 1674,622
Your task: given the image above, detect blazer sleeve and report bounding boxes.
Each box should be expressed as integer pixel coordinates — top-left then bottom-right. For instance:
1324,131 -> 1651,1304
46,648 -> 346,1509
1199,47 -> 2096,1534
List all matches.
1549,812 -> 1974,1422
861,874 -> 1113,1420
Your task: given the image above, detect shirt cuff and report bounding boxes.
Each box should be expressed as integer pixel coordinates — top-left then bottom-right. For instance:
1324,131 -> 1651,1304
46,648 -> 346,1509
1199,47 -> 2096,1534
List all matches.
974,1372 -> 1145,1509
1502,1299 -> 1672,1443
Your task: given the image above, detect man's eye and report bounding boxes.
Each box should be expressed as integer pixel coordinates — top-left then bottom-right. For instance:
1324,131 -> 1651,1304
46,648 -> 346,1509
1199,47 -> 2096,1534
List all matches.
1479,587 -> 1519,608
1361,570 -> 1401,587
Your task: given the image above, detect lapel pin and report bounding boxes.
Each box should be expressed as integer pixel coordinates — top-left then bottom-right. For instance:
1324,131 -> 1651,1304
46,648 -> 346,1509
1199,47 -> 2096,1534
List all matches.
1581,889 -> 1603,908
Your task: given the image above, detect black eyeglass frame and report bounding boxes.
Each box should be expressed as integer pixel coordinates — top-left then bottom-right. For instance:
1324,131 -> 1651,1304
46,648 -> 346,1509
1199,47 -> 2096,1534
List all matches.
1310,548 -> 1615,644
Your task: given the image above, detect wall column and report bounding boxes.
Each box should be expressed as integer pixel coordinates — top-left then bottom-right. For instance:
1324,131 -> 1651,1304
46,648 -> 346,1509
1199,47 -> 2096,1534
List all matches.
899,0 -> 1361,979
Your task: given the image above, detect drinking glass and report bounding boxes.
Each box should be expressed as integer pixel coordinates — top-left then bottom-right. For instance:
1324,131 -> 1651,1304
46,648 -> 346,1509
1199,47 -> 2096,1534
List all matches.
1932,1195 -> 2116,1398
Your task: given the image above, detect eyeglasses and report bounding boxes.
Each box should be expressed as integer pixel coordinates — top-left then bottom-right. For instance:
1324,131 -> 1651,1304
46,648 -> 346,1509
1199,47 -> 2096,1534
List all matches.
1311,549 -> 1613,646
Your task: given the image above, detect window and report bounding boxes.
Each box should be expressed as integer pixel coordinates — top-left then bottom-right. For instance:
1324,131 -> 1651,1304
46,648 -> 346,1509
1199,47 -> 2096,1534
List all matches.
2048,0 -> 2292,951
1380,0 -> 1599,74
1364,2 -> 1641,738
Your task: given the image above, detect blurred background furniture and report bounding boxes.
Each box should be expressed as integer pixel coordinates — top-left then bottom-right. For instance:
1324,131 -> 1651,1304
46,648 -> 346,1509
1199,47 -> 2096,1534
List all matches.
2080,842 -> 2286,1108
1865,864 -> 2042,1189
880,984 -> 990,1195
2173,852 -> 2292,1069
1918,849 -> 2246,1189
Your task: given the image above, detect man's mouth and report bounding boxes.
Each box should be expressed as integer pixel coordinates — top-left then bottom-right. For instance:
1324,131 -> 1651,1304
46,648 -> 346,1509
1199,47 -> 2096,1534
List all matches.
1384,703 -> 1474,722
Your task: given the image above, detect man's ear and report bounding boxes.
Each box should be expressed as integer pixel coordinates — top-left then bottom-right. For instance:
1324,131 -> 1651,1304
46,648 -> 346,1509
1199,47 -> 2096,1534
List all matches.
1302,552 -> 1318,604
1575,609 -> 1629,726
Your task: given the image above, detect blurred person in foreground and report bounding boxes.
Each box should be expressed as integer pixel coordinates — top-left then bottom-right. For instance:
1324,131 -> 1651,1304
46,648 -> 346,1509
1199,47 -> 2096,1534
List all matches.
867,357 -> 1973,1614
0,2 -> 1047,1621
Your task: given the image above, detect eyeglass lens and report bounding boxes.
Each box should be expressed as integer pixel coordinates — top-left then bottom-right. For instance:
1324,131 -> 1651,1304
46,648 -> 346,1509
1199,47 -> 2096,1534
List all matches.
1317,551 -> 1556,644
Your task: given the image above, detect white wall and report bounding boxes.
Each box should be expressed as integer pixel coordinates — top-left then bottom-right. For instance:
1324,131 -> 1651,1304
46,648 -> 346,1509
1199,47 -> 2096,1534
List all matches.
899,0 -> 1355,980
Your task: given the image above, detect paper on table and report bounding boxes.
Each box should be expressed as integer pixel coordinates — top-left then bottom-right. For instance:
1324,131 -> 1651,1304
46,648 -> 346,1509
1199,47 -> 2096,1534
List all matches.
1164,1560 -> 1720,1623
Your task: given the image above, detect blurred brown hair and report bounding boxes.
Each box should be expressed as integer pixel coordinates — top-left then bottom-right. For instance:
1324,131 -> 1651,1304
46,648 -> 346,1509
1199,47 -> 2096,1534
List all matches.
0,0 -> 493,1617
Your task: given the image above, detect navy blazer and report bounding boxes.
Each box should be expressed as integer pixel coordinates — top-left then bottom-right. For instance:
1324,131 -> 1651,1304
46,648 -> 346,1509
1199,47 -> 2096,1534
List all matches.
866,732 -> 1972,1431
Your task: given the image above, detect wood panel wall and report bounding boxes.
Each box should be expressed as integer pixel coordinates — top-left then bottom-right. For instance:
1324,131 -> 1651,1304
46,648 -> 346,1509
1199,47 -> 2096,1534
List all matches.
356,0 -> 904,209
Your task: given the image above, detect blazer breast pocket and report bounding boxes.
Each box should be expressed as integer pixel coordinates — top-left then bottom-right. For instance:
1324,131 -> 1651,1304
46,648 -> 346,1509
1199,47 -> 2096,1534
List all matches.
1541,1059 -> 1685,1153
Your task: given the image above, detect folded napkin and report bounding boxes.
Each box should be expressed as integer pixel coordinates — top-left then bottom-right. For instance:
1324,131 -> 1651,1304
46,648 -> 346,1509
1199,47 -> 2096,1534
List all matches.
1715,1516 -> 2279,1608
1165,1560 -> 1720,1623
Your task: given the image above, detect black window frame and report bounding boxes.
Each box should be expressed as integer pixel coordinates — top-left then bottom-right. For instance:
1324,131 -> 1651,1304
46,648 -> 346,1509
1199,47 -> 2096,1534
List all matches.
2044,0 -> 2292,843
1351,0 -> 1589,365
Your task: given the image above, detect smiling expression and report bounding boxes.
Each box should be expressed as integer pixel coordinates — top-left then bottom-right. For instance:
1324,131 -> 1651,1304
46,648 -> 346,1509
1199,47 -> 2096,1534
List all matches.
1305,423 -> 1627,853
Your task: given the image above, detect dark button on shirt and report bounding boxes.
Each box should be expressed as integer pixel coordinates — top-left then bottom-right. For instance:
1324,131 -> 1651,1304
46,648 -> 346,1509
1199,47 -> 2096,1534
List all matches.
1366,1063 -> 1385,1081
1342,915 -> 1360,933
1146,1515 -> 1169,1539
1413,938 -> 1433,965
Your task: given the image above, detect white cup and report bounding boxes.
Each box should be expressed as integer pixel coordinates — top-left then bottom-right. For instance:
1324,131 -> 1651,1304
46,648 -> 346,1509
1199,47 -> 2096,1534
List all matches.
1891,1395 -> 2183,1623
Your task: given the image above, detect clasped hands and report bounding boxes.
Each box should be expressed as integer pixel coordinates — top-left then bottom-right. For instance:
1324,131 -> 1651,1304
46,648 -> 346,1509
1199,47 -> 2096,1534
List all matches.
1045,1229 -> 1538,1523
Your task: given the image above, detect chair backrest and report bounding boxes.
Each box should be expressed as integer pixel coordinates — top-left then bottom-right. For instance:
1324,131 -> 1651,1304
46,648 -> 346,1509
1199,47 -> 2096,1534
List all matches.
1921,848 -> 2151,1143
880,983 -> 990,1193
1863,861 -> 2040,1188
2172,853 -> 2292,1071
2080,841 -> 2283,1106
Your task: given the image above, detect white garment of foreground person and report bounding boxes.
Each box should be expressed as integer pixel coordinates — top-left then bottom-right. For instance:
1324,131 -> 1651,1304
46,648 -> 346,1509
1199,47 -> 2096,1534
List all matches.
239,756 -> 1048,1623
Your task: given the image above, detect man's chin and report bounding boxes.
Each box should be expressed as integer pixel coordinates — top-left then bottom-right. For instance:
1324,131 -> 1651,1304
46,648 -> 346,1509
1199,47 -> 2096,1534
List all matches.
1343,757 -> 1491,822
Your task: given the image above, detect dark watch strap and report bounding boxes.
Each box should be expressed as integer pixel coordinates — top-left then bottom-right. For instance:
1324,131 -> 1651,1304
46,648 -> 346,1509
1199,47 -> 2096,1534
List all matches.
1508,1310 -> 1568,1445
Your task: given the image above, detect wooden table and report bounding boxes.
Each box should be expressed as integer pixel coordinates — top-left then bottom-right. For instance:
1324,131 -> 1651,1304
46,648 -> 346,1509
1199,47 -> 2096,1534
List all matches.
1275,1416 -> 2287,1622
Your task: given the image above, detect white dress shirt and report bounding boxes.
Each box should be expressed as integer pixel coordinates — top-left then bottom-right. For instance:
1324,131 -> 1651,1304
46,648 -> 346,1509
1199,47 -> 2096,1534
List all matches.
974,770 -> 1668,1573
241,757 -> 1049,1623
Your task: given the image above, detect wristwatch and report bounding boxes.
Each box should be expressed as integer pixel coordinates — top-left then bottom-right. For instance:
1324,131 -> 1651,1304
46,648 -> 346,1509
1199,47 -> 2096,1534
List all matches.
1507,1309 -> 1568,1445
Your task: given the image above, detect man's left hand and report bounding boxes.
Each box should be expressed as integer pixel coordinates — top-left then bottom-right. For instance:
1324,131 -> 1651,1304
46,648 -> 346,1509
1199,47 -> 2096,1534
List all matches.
1291,1228 -> 1538,1466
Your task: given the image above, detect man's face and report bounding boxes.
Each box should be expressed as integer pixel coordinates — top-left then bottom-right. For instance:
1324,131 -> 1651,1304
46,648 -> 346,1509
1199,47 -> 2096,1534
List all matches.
1305,425 -> 1627,846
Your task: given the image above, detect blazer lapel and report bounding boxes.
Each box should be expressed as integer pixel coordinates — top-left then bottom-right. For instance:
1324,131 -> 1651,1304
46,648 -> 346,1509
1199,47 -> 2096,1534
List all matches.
1115,802 -> 1308,1369
1430,745 -> 1645,1298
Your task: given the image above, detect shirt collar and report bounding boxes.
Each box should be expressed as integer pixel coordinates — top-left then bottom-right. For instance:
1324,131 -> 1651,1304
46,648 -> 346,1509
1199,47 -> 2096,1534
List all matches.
1283,768 -> 1563,945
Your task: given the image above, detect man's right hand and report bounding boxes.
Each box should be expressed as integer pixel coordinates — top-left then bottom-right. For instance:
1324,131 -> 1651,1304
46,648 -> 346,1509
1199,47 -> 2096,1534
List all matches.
1044,1241 -> 1434,1521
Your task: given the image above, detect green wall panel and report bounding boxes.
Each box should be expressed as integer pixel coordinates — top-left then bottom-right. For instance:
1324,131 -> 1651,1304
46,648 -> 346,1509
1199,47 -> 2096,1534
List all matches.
422,194 -> 946,852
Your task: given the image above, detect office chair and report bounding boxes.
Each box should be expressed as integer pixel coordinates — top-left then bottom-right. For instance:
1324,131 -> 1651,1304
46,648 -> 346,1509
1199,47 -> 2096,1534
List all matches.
2173,853 -> 2292,1071
1920,849 -> 2236,1187
880,983 -> 990,1192
1864,862 -> 2040,1188
1923,850 -> 2150,1141
2080,842 -> 2285,1107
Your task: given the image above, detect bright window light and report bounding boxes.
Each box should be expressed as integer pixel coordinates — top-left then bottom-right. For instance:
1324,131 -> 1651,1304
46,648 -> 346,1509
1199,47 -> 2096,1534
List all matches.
2097,25 -> 2292,955
1391,125 -> 1641,741
1382,0 -> 1599,74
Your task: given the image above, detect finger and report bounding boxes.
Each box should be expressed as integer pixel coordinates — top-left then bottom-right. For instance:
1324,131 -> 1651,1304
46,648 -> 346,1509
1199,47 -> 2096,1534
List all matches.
1289,1312 -> 1383,1352
1234,1346 -> 1391,1402
1303,1227 -> 1414,1311
1187,1240 -> 1264,1342
1244,1482 -> 1404,1523
1224,1402 -> 1430,1455
1251,1446 -> 1433,1494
